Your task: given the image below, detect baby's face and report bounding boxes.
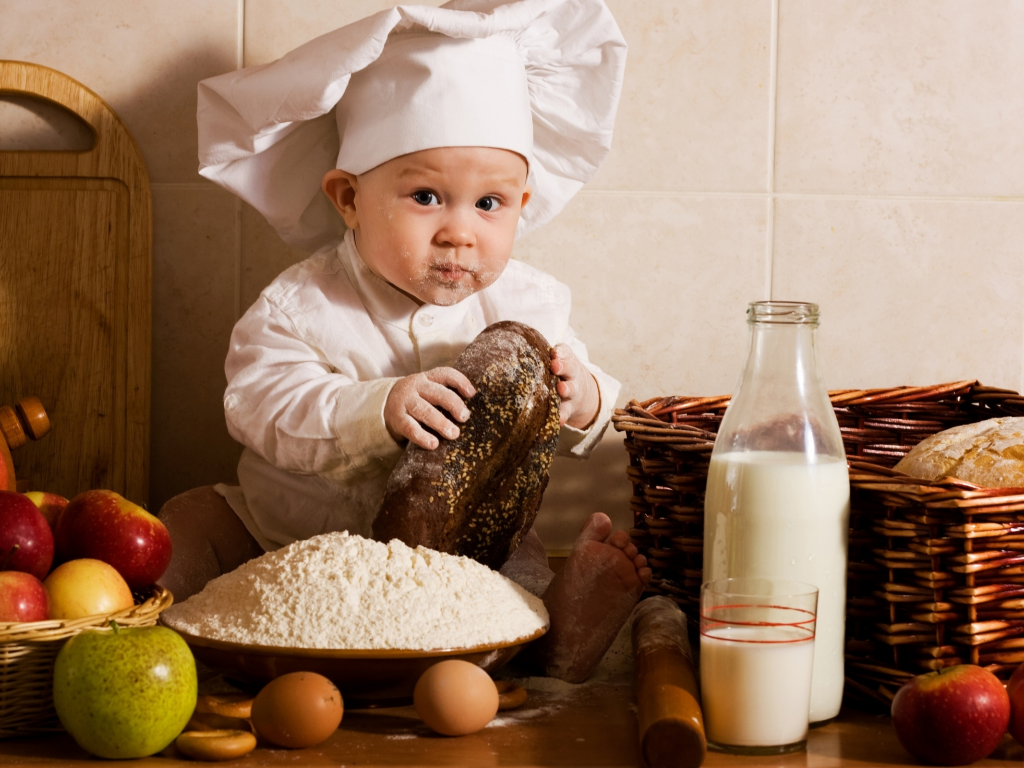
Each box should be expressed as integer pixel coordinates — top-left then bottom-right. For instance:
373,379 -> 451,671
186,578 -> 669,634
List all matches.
328,147 -> 530,306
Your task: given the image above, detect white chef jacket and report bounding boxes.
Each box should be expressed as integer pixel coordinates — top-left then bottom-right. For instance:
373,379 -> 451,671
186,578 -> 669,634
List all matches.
217,230 -> 620,552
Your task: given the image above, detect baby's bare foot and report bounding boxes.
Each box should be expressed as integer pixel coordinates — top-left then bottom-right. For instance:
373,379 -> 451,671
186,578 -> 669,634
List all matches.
539,512 -> 652,683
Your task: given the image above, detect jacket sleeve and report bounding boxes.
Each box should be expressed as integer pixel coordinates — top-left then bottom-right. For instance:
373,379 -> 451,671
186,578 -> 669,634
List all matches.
223,296 -> 403,485
489,261 -> 622,459
553,326 -> 621,459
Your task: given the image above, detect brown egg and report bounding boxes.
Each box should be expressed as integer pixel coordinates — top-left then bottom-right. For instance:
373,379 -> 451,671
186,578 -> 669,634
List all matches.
251,672 -> 344,748
413,660 -> 499,736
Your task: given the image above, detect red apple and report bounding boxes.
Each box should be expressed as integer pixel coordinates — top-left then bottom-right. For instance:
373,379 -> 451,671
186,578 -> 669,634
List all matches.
0,441 -> 14,492
1006,661 -> 1024,745
0,490 -> 54,579
891,665 -> 1010,765
0,570 -> 49,622
44,559 -> 135,620
55,490 -> 172,589
23,491 -> 69,532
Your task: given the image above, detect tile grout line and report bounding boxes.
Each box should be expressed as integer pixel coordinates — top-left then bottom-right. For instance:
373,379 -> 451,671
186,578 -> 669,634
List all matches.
573,188 -> 1024,203
155,181 -> 1024,202
233,0 -> 245,322
237,0 -> 244,69
234,199 -> 242,321
765,0 -> 780,300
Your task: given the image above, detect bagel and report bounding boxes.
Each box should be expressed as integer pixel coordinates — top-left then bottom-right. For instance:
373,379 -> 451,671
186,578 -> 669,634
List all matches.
495,680 -> 528,710
175,730 -> 257,761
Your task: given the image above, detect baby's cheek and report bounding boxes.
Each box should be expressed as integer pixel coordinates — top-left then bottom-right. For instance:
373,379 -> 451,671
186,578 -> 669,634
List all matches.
473,268 -> 503,290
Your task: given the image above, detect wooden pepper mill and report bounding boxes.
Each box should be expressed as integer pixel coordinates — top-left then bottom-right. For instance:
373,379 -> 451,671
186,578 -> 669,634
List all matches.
0,396 -> 50,492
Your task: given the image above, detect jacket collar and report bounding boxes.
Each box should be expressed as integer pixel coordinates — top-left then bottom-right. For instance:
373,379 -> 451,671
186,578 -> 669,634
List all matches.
338,230 -> 471,331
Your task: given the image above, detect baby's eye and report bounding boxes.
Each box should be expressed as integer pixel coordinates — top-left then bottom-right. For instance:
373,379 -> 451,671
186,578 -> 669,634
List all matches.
412,190 -> 440,206
476,196 -> 502,212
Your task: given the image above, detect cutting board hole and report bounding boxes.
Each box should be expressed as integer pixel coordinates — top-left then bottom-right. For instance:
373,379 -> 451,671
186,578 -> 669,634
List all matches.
0,94 -> 94,151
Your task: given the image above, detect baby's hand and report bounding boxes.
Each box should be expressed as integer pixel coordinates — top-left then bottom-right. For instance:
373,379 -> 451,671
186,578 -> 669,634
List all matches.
384,368 -> 477,450
550,345 -> 599,430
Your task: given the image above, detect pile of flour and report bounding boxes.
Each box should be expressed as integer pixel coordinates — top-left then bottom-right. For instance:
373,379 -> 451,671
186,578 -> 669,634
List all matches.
162,532 -> 549,650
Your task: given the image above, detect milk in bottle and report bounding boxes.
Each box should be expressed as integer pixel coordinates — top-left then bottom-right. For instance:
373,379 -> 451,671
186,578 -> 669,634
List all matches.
702,302 -> 850,723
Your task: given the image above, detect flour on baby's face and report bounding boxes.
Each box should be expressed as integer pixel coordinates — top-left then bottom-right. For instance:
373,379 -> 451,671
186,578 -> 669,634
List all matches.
348,146 -> 530,307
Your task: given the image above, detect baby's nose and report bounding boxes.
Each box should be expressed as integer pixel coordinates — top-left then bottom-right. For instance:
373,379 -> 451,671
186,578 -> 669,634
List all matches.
434,211 -> 476,248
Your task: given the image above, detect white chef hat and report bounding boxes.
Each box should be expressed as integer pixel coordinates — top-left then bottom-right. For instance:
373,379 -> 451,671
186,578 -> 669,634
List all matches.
197,0 -> 626,252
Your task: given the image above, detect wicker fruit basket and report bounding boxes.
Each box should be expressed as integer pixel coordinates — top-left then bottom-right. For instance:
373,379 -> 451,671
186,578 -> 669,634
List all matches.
0,586 -> 173,738
613,381 -> 1024,705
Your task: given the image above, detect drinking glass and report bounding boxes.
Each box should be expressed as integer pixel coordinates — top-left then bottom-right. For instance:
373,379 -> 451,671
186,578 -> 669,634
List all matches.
699,577 -> 818,755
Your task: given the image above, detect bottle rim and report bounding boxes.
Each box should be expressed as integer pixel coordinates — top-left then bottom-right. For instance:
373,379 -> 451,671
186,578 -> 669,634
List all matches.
747,301 -> 820,325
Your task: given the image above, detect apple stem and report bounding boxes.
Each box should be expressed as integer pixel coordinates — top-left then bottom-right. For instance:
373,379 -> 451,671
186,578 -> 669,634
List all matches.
109,620 -> 120,635
0,544 -> 18,571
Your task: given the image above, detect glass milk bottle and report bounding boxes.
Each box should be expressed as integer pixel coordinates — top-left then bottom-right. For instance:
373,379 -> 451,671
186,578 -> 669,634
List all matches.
703,301 -> 850,725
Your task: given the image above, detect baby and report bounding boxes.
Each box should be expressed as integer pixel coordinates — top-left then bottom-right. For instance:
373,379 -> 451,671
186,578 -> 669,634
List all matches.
159,0 -> 650,682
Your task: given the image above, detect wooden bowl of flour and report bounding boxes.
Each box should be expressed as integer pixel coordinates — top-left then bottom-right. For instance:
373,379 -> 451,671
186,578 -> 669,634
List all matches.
172,626 -> 547,707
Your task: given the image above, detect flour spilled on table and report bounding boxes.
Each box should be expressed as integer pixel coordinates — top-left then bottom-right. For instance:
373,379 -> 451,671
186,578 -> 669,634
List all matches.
503,620 -> 634,695
486,622 -> 635,728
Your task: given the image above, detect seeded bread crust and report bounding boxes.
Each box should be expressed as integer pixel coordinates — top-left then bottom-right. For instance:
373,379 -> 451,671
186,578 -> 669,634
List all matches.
372,321 -> 561,570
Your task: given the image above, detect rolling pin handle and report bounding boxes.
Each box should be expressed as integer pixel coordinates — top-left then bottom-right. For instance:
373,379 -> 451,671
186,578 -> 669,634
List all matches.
632,596 -> 707,768
16,396 -> 50,440
0,406 -> 26,450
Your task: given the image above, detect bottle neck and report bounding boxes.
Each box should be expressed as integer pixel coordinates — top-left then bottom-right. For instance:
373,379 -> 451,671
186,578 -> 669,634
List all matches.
713,314 -> 844,460
741,322 -> 821,397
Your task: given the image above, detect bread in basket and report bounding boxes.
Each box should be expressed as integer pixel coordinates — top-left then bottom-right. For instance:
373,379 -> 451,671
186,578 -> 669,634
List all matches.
613,381 -> 1024,707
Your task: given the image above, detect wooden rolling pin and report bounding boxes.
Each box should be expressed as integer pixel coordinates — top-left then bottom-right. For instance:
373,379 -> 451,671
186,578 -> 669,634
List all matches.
0,396 -> 50,491
632,596 -> 706,768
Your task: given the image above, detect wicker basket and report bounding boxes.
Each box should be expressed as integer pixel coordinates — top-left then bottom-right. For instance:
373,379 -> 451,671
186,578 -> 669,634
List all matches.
0,586 -> 173,738
613,381 -> 1024,705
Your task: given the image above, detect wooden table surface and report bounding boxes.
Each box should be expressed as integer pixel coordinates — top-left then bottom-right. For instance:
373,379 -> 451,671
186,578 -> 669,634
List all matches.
2,681 -> 1022,767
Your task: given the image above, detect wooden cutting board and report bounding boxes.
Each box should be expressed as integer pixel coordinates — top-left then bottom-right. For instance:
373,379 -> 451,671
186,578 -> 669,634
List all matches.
0,61 -> 151,505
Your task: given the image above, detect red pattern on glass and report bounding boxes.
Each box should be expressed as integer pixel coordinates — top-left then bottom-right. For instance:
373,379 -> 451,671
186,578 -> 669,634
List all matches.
700,603 -> 816,644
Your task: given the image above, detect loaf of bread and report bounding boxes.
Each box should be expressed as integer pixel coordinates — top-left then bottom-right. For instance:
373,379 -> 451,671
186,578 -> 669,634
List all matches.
894,417 -> 1024,488
372,321 -> 561,570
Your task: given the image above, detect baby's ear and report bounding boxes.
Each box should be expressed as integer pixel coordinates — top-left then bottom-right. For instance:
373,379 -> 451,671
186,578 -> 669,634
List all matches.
519,185 -> 532,211
322,169 -> 360,229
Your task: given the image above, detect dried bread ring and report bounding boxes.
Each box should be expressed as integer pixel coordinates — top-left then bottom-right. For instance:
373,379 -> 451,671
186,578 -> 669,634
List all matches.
186,712 -> 251,733
195,693 -> 254,719
495,680 -> 527,710
176,730 -> 257,761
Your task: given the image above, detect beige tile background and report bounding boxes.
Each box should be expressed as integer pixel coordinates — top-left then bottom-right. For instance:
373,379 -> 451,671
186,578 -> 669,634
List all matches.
2,0 -> 1023,549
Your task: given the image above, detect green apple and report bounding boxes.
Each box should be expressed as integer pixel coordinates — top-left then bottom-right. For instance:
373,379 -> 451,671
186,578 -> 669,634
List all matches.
53,622 -> 197,758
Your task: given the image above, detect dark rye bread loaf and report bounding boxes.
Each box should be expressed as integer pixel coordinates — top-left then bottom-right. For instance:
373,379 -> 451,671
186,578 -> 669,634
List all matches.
372,321 -> 560,570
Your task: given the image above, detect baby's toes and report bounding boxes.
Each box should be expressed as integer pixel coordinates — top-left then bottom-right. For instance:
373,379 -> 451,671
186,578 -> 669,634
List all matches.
637,566 -> 653,585
632,553 -> 647,570
607,529 -> 630,550
622,542 -> 638,560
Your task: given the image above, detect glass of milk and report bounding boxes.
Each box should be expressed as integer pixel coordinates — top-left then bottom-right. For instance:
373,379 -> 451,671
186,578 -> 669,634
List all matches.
703,301 -> 849,725
700,577 -> 818,754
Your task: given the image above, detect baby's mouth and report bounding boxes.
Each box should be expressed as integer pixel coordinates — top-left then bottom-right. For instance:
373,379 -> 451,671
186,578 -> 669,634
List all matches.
430,263 -> 474,282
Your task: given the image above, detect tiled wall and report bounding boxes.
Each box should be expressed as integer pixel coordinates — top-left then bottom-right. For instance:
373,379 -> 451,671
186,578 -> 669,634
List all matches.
3,1 -> 1023,550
